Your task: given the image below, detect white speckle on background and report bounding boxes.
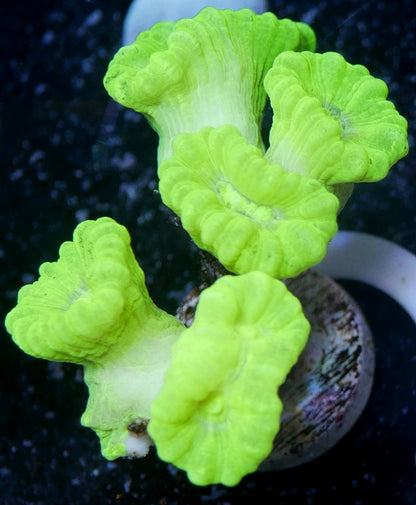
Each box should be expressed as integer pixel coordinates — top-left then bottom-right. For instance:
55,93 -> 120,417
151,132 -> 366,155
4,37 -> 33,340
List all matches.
75,208 -> 89,222
42,30 -> 55,44
84,9 -> 103,28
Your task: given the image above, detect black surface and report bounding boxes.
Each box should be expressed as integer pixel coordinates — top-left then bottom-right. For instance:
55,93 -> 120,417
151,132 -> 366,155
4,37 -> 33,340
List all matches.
1,0 -> 415,503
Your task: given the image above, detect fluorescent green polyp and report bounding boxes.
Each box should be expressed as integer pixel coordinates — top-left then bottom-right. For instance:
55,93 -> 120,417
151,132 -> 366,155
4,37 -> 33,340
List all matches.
158,125 -> 339,279
5,217 -> 150,364
148,271 -> 310,486
5,217 -> 185,459
103,7 -> 316,161
264,51 -> 409,185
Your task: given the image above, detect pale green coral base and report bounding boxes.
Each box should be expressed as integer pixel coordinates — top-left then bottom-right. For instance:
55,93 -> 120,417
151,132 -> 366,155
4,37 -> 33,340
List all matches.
81,313 -> 185,460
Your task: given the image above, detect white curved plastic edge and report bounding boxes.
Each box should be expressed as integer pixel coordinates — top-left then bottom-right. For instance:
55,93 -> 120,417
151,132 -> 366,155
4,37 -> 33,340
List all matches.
122,0 -> 268,45
316,231 -> 416,325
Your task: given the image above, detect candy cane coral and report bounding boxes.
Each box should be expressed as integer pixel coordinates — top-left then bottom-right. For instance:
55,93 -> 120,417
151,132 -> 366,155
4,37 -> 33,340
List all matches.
4,5 -> 409,489
264,51 -> 409,185
149,271 -> 309,486
5,217 -> 186,459
158,124 -> 339,278
5,218 -> 310,485
105,7 -> 407,279
104,7 -> 316,161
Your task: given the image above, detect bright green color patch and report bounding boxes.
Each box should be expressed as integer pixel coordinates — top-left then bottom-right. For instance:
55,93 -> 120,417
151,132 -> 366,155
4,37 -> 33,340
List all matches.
265,51 -> 409,184
158,125 -> 339,279
148,271 -> 310,486
5,217 -> 185,459
81,314 -> 184,460
104,7 -> 315,161
5,217 -> 148,364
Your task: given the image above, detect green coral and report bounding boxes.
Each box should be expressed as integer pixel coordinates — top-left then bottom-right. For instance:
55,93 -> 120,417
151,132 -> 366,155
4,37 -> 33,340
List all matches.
149,271 -> 310,486
104,6 -> 315,161
5,217 -> 185,459
5,5 -> 410,489
158,124 -> 339,278
264,51 -> 409,185
5,217 -> 148,364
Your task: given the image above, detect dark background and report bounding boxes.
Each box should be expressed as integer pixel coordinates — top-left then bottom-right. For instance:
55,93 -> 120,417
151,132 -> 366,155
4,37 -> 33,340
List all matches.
1,0 -> 415,503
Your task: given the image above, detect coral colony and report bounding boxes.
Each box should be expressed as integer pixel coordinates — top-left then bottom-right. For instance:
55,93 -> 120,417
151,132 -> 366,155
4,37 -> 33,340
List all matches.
5,8 -> 408,486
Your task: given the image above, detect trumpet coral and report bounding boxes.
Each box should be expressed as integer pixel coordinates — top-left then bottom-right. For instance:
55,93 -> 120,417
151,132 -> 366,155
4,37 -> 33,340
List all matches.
5,217 -> 186,459
5,218 -> 310,485
149,271 -> 310,486
5,5 -> 409,489
264,51 -> 409,185
104,7 -> 315,161
158,124 -> 339,278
